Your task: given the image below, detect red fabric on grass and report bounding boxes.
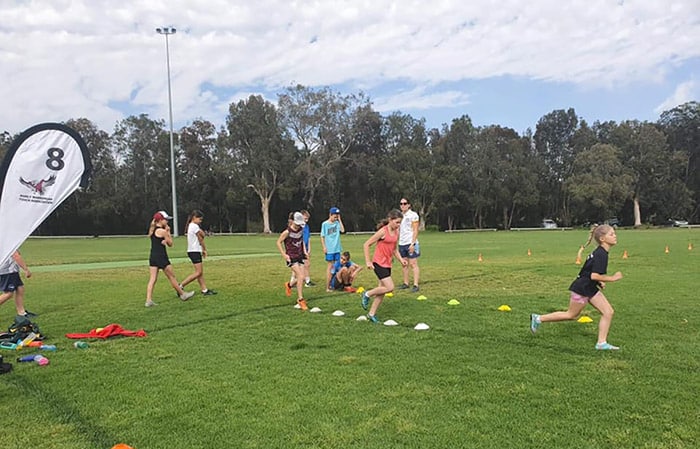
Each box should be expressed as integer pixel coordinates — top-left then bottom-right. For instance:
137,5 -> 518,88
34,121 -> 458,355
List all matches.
65,323 -> 147,339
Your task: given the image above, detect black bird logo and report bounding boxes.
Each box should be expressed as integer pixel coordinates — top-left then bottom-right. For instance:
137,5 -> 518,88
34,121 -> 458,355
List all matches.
19,174 -> 56,195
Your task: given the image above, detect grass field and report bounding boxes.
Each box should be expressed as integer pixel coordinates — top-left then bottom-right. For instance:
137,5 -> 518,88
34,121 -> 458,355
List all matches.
1,229 -> 698,449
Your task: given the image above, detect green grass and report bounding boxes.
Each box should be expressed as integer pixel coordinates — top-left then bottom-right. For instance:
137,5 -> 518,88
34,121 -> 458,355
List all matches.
1,229 -> 698,449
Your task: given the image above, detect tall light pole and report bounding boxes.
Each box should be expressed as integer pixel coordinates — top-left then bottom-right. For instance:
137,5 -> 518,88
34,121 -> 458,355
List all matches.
156,26 -> 179,236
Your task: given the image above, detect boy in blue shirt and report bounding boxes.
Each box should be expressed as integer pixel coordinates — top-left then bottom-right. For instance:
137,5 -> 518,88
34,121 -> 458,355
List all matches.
320,206 -> 345,292
330,251 -> 362,292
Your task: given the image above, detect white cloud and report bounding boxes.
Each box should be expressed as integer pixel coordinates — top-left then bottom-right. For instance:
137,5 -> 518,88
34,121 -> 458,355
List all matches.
654,81 -> 698,114
1,0 -> 699,133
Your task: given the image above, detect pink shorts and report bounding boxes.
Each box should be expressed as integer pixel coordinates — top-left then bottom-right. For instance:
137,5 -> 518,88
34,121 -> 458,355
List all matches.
570,292 -> 591,304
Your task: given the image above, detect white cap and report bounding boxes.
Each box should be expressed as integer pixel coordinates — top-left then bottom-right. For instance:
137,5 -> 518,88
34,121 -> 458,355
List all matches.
293,212 -> 305,226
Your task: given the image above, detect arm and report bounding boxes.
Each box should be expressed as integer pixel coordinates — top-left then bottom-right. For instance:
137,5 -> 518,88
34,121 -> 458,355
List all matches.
277,230 -> 291,262
363,228 -> 385,269
349,262 -> 362,281
12,251 -> 31,279
591,271 -> 622,288
338,216 -> 345,233
197,229 -> 207,257
409,219 -> 419,253
394,246 -> 407,267
320,223 -> 328,254
157,227 -> 174,247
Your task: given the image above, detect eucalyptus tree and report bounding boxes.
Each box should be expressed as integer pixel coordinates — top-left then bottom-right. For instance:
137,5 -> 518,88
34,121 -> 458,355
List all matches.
607,121 -> 686,225
440,115 -> 477,229
565,143 -> 634,223
112,114 -> 173,230
226,95 -> 298,234
277,84 -> 371,208
177,119 -> 222,232
658,101 -> 700,220
533,108 -> 580,225
0,131 -> 12,161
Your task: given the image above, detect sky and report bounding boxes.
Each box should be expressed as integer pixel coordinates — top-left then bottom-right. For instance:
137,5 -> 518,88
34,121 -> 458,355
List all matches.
1,0 -> 699,137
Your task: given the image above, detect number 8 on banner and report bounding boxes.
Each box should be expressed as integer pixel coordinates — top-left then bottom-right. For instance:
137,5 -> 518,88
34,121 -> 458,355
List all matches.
0,123 -> 91,266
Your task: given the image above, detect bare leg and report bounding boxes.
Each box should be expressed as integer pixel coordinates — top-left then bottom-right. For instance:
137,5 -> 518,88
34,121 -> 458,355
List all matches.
292,264 -> 305,300
410,258 -> 420,287
146,267 -> 159,301
180,262 -> 204,289
369,276 -> 395,316
163,265 -> 186,295
13,286 -> 27,315
589,292 -> 615,344
539,300 -> 587,323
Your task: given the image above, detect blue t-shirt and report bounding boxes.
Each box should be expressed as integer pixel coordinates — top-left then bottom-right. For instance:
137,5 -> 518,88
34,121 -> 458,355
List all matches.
331,260 -> 352,276
302,223 -> 310,249
321,220 -> 342,254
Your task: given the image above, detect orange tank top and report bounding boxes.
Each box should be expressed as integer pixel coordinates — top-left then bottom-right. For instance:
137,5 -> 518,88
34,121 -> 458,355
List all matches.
372,225 -> 398,268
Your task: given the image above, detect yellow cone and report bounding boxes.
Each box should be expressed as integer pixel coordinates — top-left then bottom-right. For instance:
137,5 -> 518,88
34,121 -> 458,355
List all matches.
447,299 -> 460,305
385,292 -> 394,298
356,286 -> 365,294
577,316 -> 593,323
416,295 -> 427,301
497,305 -> 512,312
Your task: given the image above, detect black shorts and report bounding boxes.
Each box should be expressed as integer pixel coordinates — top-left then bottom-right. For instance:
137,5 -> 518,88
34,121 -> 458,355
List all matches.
286,257 -> 305,268
373,262 -> 391,280
188,252 -> 203,264
149,255 -> 171,269
0,272 -> 23,292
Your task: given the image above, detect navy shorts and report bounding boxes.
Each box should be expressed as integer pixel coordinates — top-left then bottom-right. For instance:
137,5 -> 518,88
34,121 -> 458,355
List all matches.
0,272 -> 23,292
372,262 -> 392,280
188,252 -> 203,264
398,243 -> 420,259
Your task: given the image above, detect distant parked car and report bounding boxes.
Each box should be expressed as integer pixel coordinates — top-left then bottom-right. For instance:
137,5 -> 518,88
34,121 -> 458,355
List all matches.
605,217 -> 621,228
667,219 -> 689,227
541,219 -> 558,229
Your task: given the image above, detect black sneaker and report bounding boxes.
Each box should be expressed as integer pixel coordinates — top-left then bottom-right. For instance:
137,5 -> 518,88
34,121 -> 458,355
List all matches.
23,310 -> 38,317
202,289 -> 218,296
398,283 -> 409,290
304,280 -> 317,287
411,285 -> 420,293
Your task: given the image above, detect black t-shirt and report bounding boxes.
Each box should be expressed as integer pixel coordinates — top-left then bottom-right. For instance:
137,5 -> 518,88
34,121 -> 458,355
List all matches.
569,246 -> 608,297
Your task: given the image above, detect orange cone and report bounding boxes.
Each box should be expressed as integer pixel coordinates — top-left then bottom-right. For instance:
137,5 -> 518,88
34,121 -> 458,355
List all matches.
689,243 -> 693,251
478,253 -> 483,262
665,245 -> 670,254
622,249 -> 628,259
527,248 -> 532,256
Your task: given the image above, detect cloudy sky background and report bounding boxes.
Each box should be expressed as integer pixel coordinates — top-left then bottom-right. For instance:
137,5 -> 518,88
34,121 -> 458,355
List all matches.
1,0 -> 699,136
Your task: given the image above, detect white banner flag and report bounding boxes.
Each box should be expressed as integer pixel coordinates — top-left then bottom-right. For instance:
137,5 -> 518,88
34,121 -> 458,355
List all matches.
0,123 -> 91,265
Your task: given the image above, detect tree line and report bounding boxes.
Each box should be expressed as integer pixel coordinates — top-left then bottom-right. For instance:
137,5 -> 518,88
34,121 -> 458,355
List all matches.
1,85 -> 697,235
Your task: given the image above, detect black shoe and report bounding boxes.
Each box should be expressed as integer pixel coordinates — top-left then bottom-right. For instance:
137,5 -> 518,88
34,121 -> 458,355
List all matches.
23,310 -> 38,317
398,283 -> 409,290
202,289 -> 218,296
411,285 -> 420,293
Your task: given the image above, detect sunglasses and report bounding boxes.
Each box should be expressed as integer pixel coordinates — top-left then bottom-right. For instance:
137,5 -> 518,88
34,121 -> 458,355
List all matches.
399,202 -> 408,205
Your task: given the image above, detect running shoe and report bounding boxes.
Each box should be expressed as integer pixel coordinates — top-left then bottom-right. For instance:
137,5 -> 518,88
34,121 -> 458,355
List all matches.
285,282 -> 292,297
145,300 -> 158,308
297,298 -> 309,311
530,314 -> 541,334
361,292 -> 370,310
180,291 -> 195,301
595,342 -> 620,351
398,283 -> 409,290
202,289 -> 218,296
411,285 -> 420,293
367,314 -> 380,324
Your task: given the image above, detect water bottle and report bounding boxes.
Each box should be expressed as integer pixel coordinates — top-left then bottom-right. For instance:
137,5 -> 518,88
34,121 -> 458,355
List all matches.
18,354 -> 41,362
74,341 -> 89,349
40,344 -> 57,351
34,355 -> 49,366
16,332 -> 37,349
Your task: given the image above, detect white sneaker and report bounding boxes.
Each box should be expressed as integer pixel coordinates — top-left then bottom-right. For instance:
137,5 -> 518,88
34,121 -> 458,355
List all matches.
180,291 -> 195,301
145,300 -> 158,307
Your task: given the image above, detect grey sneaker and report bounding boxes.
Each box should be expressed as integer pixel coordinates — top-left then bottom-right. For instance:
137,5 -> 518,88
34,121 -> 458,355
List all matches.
180,291 -> 195,301
398,283 -> 409,290
145,300 -> 158,308
530,314 -> 541,333
411,285 -> 420,293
